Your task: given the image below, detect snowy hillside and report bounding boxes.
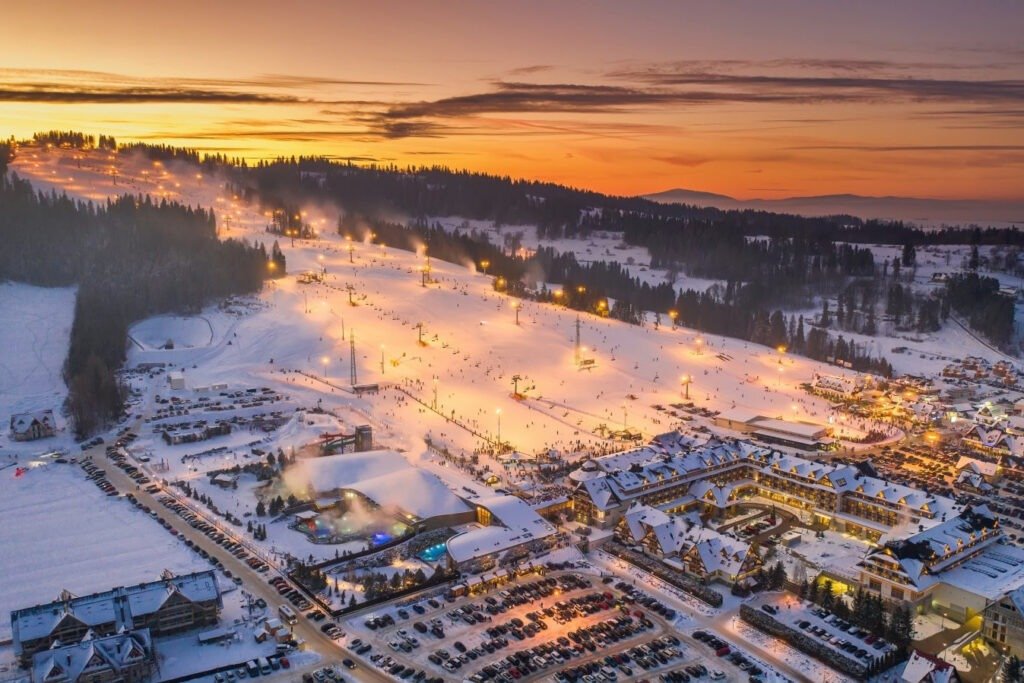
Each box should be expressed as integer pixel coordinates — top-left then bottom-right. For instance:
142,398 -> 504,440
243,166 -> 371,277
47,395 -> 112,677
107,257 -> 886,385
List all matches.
0,283 -> 76,452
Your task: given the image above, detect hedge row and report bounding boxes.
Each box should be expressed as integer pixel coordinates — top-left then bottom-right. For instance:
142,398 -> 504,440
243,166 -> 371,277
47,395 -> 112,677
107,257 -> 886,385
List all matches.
739,604 -> 869,679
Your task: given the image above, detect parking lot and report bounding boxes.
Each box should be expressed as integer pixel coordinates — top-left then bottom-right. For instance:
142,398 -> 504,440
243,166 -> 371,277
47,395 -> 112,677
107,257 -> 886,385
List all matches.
345,571 -> 749,682
753,593 -> 897,668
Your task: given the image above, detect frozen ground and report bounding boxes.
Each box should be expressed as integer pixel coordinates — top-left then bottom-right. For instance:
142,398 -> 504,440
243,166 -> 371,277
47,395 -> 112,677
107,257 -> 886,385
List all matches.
0,459 -> 209,641
0,283 -> 76,453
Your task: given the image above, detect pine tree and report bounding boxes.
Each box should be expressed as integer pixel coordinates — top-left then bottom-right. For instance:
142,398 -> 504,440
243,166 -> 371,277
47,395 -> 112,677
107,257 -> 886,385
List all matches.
820,579 -> 835,611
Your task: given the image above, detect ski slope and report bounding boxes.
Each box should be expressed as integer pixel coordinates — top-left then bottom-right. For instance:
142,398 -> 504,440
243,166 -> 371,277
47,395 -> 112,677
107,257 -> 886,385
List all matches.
10,146 -> 898,464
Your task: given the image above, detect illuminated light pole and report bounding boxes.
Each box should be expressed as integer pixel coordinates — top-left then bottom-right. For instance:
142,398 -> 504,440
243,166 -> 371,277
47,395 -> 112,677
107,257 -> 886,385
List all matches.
480,259 -> 490,275
695,337 -> 704,355
496,408 -> 502,446
432,376 -> 438,410
512,300 -> 520,325
348,242 -> 355,263
682,374 -> 692,400
321,356 -> 330,378
776,345 -> 787,388
668,309 -> 678,328
553,289 -> 564,305
380,344 -> 385,375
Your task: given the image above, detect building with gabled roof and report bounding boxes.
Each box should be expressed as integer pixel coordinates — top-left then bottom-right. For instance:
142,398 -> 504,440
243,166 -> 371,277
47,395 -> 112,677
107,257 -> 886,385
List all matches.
11,571 -> 221,665
617,503 -> 760,584
983,584 -> 1024,659
31,629 -> 155,683
9,409 -> 56,441
857,506 -> 1005,606
571,433 -> 954,542
899,649 -> 959,683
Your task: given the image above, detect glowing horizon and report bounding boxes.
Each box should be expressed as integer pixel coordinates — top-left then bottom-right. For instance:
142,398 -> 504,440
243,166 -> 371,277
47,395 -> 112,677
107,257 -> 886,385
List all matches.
3,1 -> 1024,201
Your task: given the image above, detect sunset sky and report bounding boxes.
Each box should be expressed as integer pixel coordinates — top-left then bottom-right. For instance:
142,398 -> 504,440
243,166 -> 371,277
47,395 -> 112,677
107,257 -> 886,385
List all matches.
2,0 -> 1023,199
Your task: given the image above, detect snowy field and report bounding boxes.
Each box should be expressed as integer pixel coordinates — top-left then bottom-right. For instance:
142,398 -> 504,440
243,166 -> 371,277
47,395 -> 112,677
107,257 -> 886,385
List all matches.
0,283 -> 76,453
130,315 -> 215,351
0,460 -> 209,641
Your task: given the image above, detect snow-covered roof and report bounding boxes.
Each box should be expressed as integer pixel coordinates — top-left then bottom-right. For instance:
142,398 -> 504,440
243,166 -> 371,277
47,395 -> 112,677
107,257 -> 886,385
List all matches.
288,450 -> 470,520
473,494 -> 549,531
751,418 -> 828,439
900,649 -> 956,683
939,542 -> 1024,598
12,571 -> 220,648
954,456 -> 999,477
289,450 -> 409,492
9,409 -> 55,434
619,504 -> 753,576
445,519 -> 556,564
345,467 -> 470,520
32,629 -> 152,683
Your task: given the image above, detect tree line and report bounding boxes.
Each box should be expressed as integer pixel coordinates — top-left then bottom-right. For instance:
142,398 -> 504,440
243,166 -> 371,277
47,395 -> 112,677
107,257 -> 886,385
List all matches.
0,171 -> 282,436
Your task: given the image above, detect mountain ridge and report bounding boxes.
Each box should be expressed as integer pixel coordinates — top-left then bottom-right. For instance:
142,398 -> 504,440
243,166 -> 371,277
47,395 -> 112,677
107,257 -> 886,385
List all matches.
645,188 -> 1024,227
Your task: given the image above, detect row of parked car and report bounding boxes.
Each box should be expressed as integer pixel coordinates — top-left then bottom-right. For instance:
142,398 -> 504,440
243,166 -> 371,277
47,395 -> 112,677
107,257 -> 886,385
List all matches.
80,460 -> 118,496
367,652 -> 444,682
267,576 -> 312,611
554,634 -> 688,682
467,614 -> 655,682
214,654 -> 290,682
795,606 -> 894,661
613,581 -> 678,621
692,631 -> 766,678
158,495 -> 270,577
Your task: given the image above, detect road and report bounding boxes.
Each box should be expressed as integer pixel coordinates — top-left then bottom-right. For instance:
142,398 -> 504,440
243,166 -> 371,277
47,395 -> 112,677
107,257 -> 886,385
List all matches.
84,434 -> 392,683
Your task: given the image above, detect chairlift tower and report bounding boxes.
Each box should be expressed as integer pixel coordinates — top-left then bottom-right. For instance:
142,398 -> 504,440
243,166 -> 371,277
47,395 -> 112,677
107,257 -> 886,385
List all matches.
574,315 -> 582,366
349,333 -> 358,386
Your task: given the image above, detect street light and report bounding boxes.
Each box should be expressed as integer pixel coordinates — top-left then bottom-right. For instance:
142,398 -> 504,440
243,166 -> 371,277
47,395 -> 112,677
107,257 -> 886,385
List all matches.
668,309 -> 678,328
496,408 -> 502,445
480,259 -> 490,275
511,300 -> 520,325
380,344 -> 385,374
695,337 -> 704,355
321,356 -> 329,378
681,374 -> 692,400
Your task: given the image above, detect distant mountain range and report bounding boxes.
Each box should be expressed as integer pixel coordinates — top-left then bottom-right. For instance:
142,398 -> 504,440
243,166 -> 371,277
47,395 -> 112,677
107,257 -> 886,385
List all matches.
644,188 -> 1024,227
